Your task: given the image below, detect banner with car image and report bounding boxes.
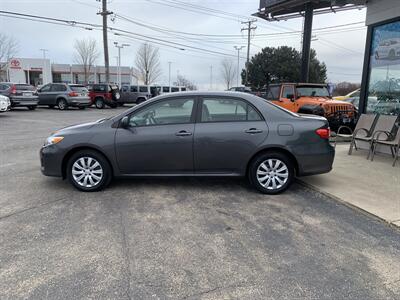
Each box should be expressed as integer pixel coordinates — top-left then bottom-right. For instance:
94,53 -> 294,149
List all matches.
370,20 -> 400,67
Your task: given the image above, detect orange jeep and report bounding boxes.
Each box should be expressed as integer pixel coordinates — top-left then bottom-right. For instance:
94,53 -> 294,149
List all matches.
263,83 -> 357,131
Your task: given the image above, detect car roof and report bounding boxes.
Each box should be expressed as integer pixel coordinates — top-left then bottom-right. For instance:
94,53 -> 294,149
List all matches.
268,83 -> 327,87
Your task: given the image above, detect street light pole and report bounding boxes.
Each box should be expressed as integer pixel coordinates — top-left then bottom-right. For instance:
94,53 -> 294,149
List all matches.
39,49 -> 49,59
114,42 -> 129,87
168,61 -> 172,90
234,46 -> 245,87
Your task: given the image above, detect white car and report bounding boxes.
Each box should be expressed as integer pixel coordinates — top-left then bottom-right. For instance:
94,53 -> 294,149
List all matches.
0,94 -> 11,113
375,38 -> 400,60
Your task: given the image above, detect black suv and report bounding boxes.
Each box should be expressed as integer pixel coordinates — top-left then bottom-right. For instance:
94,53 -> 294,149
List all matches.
0,82 -> 39,110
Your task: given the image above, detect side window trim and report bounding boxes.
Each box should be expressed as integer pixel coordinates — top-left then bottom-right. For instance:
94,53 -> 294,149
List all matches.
197,96 -> 264,123
126,96 -> 198,128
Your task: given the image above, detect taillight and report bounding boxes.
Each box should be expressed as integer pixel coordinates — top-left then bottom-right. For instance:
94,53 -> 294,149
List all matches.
68,91 -> 79,97
10,85 -> 16,94
316,128 -> 330,139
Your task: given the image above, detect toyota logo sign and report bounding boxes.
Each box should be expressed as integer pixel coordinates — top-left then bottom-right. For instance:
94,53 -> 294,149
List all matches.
10,59 -> 21,69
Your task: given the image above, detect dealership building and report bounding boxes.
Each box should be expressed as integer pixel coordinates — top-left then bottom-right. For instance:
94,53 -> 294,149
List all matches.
1,57 -> 134,86
257,0 -> 400,116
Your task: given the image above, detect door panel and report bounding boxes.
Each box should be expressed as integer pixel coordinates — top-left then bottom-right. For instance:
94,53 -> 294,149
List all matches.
115,124 -> 194,174
115,97 -> 197,174
194,121 -> 268,174
194,97 -> 269,174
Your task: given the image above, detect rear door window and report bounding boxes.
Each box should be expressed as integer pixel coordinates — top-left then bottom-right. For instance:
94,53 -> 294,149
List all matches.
200,98 -> 262,122
139,86 -> 148,93
130,86 -> 138,92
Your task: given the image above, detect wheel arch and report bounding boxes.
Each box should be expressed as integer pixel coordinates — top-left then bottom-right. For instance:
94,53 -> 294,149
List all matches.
61,146 -> 113,179
246,146 -> 299,177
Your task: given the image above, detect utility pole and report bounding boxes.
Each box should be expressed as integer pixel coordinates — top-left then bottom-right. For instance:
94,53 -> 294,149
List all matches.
210,65 -> 213,90
168,61 -> 172,89
114,42 -> 129,87
39,49 -> 49,59
97,0 -> 112,83
241,19 -> 257,86
301,2 -> 313,82
234,46 -> 245,87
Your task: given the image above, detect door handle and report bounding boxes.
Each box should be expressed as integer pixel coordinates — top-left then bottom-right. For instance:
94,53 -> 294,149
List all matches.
175,130 -> 192,136
245,128 -> 263,134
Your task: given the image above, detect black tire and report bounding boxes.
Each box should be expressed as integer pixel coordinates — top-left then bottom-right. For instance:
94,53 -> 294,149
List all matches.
95,98 -> 105,109
136,97 -> 145,104
117,102 -> 124,107
28,106 -> 37,110
67,150 -> 112,192
57,99 -> 68,110
248,151 -> 294,194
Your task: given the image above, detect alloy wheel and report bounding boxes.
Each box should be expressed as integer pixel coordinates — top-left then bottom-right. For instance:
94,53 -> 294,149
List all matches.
256,159 -> 289,190
72,157 -> 103,188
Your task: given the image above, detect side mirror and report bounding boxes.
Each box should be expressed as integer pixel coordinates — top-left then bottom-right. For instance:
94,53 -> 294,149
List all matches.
287,94 -> 295,102
120,116 -> 129,128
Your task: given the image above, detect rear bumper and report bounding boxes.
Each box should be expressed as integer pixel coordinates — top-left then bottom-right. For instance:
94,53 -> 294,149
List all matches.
296,145 -> 335,176
40,146 -> 63,177
67,97 -> 91,107
10,96 -> 39,107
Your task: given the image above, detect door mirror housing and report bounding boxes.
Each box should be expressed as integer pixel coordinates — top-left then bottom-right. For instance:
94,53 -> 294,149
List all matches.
287,94 -> 295,102
120,116 -> 129,128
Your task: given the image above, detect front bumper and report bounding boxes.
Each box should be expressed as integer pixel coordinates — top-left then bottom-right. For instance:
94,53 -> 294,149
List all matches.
40,145 -> 63,177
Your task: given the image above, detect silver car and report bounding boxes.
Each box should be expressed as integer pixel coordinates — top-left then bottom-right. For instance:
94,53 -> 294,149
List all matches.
37,83 -> 91,110
40,91 -> 335,194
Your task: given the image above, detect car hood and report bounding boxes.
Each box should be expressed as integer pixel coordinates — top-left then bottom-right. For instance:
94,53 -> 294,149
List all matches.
55,120 -> 99,134
299,97 -> 351,105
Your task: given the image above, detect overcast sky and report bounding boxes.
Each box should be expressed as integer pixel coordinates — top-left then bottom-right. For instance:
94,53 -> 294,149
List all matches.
0,0 -> 367,89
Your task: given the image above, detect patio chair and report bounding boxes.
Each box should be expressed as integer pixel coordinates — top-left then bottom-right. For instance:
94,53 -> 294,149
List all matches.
349,114 -> 398,159
347,114 -> 377,154
370,122 -> 400,167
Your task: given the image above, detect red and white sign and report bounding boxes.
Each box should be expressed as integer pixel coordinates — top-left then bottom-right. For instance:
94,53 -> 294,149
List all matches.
9,59 -> 21,69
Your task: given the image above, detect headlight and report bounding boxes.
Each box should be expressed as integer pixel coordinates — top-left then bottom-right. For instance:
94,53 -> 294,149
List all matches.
44,136 -> 64,147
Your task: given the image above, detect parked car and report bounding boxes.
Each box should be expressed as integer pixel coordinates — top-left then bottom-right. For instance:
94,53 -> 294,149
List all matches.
0,94 -> 11,113
37,83 -> 91,110
375,38 -> 400,60
263,83 -> 357,131
333,89 -> 360,101
0,82 -> 39,110
40,91 -> 335,194
119,85 -> 151,105
228,86 -> 252,93
87,83 -> 120,109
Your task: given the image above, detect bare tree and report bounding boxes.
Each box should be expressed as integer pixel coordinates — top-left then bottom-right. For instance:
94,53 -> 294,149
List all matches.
220,58 -> 236,89
73,38 -> 99,84
0,33 -> 19,80
174,75 -> 197,90
133,43 -> 162,85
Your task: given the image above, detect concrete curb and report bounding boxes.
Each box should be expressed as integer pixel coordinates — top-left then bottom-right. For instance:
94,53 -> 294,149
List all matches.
296,179 -> 400,230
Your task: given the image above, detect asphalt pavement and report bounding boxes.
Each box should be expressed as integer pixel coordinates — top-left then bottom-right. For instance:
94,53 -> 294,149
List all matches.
0,106 -> 399,299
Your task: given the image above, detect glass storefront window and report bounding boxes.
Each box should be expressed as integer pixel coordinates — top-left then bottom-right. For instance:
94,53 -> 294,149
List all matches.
367,20 -> 400,115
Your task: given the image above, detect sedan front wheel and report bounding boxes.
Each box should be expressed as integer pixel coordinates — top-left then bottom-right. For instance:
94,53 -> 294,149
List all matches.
67,150 -> 112,192
249,152 -> 294,194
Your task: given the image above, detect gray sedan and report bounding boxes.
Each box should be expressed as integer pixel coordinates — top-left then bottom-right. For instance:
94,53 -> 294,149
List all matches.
40,92 -> 334,194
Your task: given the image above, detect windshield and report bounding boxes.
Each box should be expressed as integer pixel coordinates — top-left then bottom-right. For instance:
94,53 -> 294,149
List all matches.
297,86 -> 330,97
15,84 -> 35,91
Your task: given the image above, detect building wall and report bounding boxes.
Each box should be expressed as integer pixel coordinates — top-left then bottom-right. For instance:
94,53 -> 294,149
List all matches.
366,0 -> 400,25
8,58 -> 52,85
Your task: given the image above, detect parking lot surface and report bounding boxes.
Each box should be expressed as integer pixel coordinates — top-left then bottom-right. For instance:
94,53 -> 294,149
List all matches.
1,107 -> 399,299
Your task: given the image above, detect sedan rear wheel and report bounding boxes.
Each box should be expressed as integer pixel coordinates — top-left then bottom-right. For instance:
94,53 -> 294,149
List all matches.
67,150 -> 112,192
249,152 -> 294,194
